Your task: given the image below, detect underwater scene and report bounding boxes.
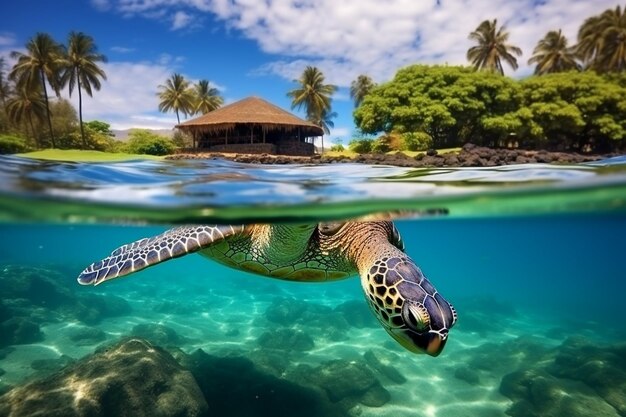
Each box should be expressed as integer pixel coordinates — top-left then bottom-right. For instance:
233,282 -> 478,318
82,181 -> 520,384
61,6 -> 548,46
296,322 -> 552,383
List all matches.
1,155 -> 626,417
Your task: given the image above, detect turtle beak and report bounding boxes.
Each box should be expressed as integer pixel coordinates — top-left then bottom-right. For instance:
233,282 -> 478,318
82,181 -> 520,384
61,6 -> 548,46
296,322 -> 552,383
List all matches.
390,329 -> 448,357
424,332 -> 447,357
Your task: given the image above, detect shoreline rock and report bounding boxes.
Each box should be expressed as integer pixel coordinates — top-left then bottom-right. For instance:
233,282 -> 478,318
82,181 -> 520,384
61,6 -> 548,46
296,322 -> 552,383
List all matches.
166,144 -> 617,167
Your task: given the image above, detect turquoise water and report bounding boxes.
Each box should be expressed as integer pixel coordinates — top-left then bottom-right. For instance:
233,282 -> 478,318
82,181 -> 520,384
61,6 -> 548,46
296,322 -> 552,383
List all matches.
1,155 -> 626,416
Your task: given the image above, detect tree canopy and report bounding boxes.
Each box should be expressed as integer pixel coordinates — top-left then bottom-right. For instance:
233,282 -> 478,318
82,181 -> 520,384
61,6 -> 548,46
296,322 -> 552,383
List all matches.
355,65 -> 626,152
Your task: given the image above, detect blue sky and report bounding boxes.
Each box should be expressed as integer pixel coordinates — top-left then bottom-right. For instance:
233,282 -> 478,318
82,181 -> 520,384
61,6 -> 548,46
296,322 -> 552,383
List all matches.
1,0 -> 621,144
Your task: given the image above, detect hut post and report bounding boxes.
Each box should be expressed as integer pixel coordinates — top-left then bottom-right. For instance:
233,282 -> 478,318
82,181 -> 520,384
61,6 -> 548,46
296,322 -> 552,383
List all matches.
225,130 -> 228,145
250,125 -> 253,144
263,128 -> 265,144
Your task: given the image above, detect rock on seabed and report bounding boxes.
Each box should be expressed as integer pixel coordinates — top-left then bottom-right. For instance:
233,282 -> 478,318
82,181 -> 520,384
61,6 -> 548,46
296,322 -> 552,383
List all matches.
0,338 -> 208,417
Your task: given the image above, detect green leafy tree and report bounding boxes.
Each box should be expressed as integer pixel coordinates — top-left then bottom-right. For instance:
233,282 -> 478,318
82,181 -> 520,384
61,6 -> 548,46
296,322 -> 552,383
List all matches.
10,32 -> 64,147
467,19 -> 522,75
576,5 -> 626,72
350,75 -> 375,107
157,73 -> 195,124
61,31 -> 107,149
287,66 -> 337,120
49,98 -> 80,149
194,80 -> 223,114
6,86 -> 47,147
124,129 -> 176,155
518,72 -> 626,151
354,65 -> 521,147
529,29 -> 581,74
85,120 -> 114,137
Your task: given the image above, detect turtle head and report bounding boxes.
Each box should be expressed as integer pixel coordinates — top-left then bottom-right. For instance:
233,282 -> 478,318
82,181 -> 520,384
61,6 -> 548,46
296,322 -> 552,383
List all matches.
319,220 -> 457,356
362,255 -> 457,356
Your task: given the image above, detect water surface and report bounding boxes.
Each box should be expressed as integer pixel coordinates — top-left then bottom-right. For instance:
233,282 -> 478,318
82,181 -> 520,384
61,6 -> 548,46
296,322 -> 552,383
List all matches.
0,155 -> 625,417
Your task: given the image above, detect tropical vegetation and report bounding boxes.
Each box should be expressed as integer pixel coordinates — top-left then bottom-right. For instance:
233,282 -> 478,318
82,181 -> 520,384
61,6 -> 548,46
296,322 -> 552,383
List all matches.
2,5 -> 626,157
355,65 -> 626,153
467,19 -> 522,75
157,74 -> 224,124
61,31 -> 107,148
350,75 -> 375,107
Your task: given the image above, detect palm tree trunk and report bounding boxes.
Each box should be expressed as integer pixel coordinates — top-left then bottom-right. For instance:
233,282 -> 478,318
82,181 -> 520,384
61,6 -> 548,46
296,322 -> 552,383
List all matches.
40,68 -> 56,148
77,71 -> 87,149
321,135 -> 324,154
175,109 -> 180,125
28,112 -> 40,149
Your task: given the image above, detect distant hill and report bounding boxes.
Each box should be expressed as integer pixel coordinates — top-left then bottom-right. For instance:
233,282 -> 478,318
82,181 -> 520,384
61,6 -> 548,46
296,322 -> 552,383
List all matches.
112,128 -> 174,141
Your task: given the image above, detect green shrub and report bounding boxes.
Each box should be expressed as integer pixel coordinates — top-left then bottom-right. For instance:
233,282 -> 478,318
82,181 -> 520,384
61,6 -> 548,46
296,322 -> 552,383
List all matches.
371,136 -> 391,153
348,138 -> 373,154
124,129 -> 176,155
0,135 -> 30,154
330,143 -> 345,152
402,132 -> 433,151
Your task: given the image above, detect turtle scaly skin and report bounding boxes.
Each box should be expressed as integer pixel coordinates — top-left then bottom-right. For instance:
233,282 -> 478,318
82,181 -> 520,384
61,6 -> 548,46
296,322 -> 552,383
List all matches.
78,221 -> 457,356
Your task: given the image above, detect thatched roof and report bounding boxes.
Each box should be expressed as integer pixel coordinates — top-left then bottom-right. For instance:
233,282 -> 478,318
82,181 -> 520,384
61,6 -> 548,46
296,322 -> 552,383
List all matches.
176,96 -> 323,136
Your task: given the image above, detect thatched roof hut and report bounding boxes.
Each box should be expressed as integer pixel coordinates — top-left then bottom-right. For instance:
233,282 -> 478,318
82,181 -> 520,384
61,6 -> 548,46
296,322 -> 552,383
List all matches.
176,96 -> 323,156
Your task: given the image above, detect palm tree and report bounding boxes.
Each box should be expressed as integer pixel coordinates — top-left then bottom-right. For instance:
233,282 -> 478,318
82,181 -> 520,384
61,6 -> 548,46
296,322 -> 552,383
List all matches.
350,75 -> 375,107
529,29 -> 581,74
467,19 -> 522,75
6,86 -> 47,147
577,5 -> 626,72
61,31 -> 107,149
308,108 -> 337,153
157,73 -> 195,124
194,80 -> 223,114
287,66 -> 337,120
10,32 -> 63,147
0,57 -> 11,107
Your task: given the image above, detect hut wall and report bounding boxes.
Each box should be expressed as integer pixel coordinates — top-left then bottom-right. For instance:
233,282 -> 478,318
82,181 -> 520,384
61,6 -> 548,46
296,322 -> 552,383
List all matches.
276,140 -> 314,156
210,143 -> 276,154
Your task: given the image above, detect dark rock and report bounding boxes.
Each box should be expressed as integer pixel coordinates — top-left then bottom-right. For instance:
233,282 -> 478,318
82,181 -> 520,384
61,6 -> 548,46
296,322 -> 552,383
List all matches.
466,336 -> 551,376
334,300 -> 377,328
265,297 -> 349,340
130,323 -> 186,347
363,350 -> 406,384
67,326 -> 107,345
184,349 -> 344,417
0,317 -> 44,347
500,368 -> 620,417
0,266 -> 74,310
548,337 -> 626,415
454,366 -> 480,385
265,297 -> 308,325
0,347 -> 14,360
426,148 -> 438,156
303,359 -> 390,407
31,355 -> 75,374
0,338 -> 208,417
257,328 -> 315,352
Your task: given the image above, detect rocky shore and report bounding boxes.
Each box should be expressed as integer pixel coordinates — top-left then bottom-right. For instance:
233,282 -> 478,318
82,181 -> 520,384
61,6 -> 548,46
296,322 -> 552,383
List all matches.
166,143 -> 615,167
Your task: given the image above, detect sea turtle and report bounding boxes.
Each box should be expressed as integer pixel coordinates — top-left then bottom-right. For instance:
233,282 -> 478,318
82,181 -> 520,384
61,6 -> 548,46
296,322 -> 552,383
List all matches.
78,221 -> 457,356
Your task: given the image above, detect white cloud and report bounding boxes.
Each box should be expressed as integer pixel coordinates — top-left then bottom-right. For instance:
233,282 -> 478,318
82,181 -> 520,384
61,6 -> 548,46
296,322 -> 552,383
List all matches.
91,0 -> 111,11
110,46 -> 135,53
61,60 -> 178,130
97,0 -> 622,85
171,10 -> 193,30
0,32 -> 16,47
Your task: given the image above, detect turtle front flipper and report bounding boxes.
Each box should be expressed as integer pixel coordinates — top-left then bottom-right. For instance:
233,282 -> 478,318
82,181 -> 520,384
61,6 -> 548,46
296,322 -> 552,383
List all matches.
77,225 -> 244,286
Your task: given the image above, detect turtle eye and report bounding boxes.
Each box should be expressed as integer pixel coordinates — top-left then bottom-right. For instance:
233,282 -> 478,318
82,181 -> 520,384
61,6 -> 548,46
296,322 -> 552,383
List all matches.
402,301 -> 430,333
318,222 -> 346,236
